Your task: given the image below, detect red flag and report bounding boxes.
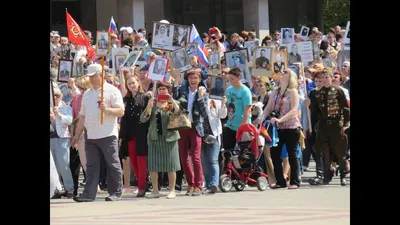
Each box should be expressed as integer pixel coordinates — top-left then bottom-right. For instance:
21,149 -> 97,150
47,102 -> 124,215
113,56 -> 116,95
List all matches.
66,11 -> 94,59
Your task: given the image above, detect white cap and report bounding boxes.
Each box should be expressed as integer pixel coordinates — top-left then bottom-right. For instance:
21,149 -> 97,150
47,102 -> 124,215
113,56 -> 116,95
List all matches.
159,19 -> 170,24
86,64 -> 102,76
126,27 -> 134,34
120,27 -> 127,32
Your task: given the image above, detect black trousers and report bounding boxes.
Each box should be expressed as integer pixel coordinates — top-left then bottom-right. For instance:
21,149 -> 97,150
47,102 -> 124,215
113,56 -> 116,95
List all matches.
303,129 -> 324,178
271,128 -> 301,187
69,147 -> 81,196
99,154 -> 107,189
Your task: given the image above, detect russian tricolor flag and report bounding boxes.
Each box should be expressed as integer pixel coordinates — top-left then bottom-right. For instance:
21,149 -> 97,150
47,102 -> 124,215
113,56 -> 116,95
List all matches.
190,24 -> 209,67
109,16 -> 119,42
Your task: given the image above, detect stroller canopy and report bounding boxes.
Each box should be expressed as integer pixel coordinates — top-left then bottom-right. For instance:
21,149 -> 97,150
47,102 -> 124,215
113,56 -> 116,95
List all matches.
236,124 -> 260,159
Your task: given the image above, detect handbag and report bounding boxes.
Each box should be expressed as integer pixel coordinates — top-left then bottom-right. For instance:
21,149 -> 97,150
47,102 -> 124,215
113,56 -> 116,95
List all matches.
167,108 -> 192,131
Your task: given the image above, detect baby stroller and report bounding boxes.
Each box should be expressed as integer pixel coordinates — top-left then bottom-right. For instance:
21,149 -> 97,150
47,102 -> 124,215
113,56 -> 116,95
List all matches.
219,124 -> 269,192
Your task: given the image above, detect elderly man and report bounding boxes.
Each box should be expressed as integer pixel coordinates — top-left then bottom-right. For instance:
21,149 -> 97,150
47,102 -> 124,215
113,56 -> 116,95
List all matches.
50,87 -> 74,198
71,64 -> 125,202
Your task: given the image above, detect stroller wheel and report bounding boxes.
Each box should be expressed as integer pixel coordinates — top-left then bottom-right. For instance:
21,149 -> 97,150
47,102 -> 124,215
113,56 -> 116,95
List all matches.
218,174 -> 232,192
234,182 -> 245,191
256,177 -> 268,191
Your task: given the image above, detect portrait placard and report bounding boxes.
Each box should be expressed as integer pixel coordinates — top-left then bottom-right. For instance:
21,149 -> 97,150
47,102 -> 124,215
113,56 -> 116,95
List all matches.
271,50 -> 288,74
57,59 -> 73,83
244,41 -> 256,62
58,83 -> 72,104
252,47 -> 272,77
280,28 -> 295,46
344,21 -> 350,43
322,58 -> 337,70
209,75 -> 227,100
148,57 -> 169,81
111,48 -> 129,75
170,48 -> 192,73
74,61 -> 83,77
96,31 -> 110,57
186,42 -> 198,57
224,50 -> 250,83
122,51 -> 142,68
299,26 -> 310,41
132,45 -> 148,67
114,54 -> 127,75
208,53 -> 221,75
151,22 -> 191,51
310,39 -> 321,63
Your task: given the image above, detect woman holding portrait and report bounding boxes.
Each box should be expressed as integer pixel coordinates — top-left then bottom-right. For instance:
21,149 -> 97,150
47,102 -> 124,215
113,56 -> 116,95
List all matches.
140,82 -> 181,199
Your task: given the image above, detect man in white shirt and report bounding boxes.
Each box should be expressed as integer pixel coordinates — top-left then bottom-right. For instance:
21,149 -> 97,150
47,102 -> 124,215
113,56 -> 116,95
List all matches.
71,64 -> 125,202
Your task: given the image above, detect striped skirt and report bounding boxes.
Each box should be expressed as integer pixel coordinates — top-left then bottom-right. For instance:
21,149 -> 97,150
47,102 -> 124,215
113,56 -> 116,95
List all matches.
148,137 -> 181,172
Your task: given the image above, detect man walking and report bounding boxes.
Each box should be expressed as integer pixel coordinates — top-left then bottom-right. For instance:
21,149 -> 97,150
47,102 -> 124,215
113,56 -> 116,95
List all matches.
72,64 -> 125,202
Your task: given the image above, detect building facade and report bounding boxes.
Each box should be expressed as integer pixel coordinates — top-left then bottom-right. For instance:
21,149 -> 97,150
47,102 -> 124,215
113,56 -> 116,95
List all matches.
51,0 -> 322,39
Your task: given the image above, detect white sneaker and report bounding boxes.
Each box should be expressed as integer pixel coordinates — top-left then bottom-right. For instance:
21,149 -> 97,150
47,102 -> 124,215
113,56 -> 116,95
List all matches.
166,191 -> 176,199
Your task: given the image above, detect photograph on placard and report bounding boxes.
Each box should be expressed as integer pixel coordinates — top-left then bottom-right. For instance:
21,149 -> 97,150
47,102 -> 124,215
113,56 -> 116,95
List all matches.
74,61 -> 83,77
209,75 -> 227,100
173,25 -> 191,48
170,48 -> 192,73
58,59 -> 73,83
338,50 -> 350,69
299,26 -> 310,41
96,31 -> 109,56
253,47 -> 272,71
132,46 -> 147,61
244,41 -> 256,61
115,54 -> 127,75
343,43 -> 350,50
344,21 -> 350,43
287,43 -> 303,65
58,83 -> 72,104
122,51 -> 141,68
111,47 -> 129,75
186,42 -> 198,57
280,28 -> 295,46
225,50 -> 250,83
208,52 -> 221,75
310,39 -> 321,62
152,22 -> 191,51
149,57 -> 168,81
271,50 -> 288,74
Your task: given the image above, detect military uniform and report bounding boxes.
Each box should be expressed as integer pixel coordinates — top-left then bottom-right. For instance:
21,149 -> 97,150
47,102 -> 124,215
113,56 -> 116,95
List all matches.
310,85 -> 350,185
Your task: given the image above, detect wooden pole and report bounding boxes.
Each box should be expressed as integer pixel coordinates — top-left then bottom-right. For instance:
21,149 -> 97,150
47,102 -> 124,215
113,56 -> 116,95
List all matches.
100,56 -> 105,124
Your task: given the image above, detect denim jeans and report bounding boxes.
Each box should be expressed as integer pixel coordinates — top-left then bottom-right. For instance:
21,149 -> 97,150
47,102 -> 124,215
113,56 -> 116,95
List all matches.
201,137 -> 220,188
50,138 -> 74,192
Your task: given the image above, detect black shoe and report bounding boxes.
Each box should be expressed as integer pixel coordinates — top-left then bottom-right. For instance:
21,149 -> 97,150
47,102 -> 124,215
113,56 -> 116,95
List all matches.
136,190 -> 146,198
63,191 -> 74,198
175,184 -> 182,192
105,195 -> 121,201
73,196 -> 94,202
340,178 -> 347,186
51,191 -> 63,199
308,177 -> 323,185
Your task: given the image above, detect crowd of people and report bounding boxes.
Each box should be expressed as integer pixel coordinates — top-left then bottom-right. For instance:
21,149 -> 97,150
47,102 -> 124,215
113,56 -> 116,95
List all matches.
50,19 -> 350,202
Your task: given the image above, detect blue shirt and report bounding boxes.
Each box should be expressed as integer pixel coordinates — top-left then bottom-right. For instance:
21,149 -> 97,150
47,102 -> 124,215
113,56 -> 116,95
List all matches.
225,85 -> 252,131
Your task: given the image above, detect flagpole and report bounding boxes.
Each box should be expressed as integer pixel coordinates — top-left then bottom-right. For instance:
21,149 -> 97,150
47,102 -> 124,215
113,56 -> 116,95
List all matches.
101,56 -> 105,124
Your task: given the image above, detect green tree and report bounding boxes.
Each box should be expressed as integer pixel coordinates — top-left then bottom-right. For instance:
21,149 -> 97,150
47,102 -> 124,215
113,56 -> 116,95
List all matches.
323,0 -> 350,32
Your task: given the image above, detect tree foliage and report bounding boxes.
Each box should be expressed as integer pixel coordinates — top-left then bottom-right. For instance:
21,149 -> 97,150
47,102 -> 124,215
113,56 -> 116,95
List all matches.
323,0 -> 350,32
